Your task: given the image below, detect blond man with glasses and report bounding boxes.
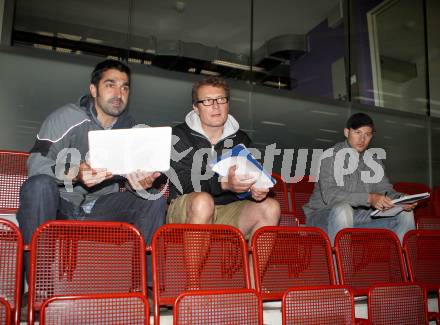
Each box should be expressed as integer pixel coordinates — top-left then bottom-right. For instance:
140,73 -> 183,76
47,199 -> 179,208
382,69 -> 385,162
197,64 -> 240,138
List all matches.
167,76 -> 280,238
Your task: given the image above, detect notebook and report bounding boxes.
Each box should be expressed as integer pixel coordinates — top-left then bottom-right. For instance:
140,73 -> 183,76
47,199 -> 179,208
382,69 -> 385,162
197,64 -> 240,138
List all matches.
370,192 -> 430,217
211,144 -> 276,189
88,126 -> 172,175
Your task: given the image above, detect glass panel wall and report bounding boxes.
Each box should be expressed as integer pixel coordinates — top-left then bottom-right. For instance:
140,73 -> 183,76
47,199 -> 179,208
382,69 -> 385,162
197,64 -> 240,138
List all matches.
13,0 -> 131,55
251,0 -> 349,178
251,89 -> 349,178
253,0 -> 348,99
130,0 -> 252,80
350,0 -> 427,114
427,0 -> 440,118
432,117 -> 440,186
427,0 -> 440,186
12,0 -> 254,83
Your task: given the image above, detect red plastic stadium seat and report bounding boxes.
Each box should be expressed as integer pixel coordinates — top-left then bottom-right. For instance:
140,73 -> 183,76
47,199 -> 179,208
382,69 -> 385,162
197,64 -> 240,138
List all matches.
0,297 -> 11,325
152,224 -> 251,325
368,283 -> 428,325
416,217 -> 440,230
0,150 -> 29,214
403,230 -> 440,321
393,181 -> 431,196
0,218 -> 24,325
39,293 -> 149,325
434,186 -> 440,217
271,173 -> 299,226
393,182 -> 434,221
174,289 -> 262,325
28,220 -> 147,325
404,230 -> 440,290
334,228 -> 407,296
282,285 -> 355,325
291,176 -> 315,225
251,226 -> 336,301
159,179 -> 170,200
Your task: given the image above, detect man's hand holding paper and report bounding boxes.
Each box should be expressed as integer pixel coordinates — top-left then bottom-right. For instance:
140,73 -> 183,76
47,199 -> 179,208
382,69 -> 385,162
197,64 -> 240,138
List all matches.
212,144 -> 276,195
213,144 -> 276,202
221,165 -> 256,192
402,202 -> 418,211
220,165 -> 269,202
368,193 -> 395,211
370,192 -> 427,217
250,187 -> 270,202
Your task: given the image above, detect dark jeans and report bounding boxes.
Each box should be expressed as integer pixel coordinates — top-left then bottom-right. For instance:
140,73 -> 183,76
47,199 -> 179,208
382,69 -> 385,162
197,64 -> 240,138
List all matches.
17,174 -> 167,286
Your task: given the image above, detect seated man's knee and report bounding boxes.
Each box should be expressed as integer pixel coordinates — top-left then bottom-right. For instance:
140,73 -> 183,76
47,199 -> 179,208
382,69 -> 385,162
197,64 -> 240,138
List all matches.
399,210 -> 416,229
21,174 -> 58,195
141,194 -> 168,222
260,198 -> 281,225
187,192 -> 215,224
147,193 -> 167,210
329,202 -> 354,227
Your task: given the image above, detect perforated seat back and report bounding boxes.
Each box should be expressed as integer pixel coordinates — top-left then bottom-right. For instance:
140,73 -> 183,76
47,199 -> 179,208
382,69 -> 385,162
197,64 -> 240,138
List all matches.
174,289 -> 262,325
28,220 -> 146,324
0,150 -> 29,213
40,293 -> 149,325
152,224 -> 250,325
335,228 -> 406,295
0,218 -> 23,325
252,226 -> 336,300
283,285 -> 355,325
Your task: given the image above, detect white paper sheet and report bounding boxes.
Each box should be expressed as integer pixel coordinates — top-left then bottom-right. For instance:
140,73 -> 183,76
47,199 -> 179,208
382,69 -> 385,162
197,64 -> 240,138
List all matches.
211,144 -> 275,188
88,127 -> 171,175
370,192 -> 430,217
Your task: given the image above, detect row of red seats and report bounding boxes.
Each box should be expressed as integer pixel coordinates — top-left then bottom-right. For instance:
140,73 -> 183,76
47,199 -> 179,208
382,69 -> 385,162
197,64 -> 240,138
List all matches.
2,150 -> 439,228
0,150 -> 439,323
1,284 -> 426,325
1,218 -> 439,324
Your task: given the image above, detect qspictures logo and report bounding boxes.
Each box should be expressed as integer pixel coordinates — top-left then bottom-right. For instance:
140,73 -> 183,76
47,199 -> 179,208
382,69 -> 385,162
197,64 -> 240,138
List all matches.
54,136 -> 386,200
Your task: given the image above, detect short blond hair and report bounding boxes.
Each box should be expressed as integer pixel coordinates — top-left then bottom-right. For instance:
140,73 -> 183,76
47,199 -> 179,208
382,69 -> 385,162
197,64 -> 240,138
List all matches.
192,77 -> 230,103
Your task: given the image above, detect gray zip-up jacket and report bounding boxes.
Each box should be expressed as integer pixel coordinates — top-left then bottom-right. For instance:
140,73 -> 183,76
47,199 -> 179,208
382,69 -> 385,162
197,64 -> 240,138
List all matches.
303,140 -> 400,217
28,95 -> 136,209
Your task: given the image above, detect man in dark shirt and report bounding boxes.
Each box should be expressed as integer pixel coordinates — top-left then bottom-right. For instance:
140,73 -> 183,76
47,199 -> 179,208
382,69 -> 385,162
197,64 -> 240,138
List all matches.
304,113 -> 415,243
167,76 -> 280,239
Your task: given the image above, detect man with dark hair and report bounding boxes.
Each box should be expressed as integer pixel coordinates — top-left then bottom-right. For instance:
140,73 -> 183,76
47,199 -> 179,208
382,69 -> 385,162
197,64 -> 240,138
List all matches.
90,59 -> 131,87
168,76 -> 280,238
303,112 -> 415,243
17,59 -> 166,281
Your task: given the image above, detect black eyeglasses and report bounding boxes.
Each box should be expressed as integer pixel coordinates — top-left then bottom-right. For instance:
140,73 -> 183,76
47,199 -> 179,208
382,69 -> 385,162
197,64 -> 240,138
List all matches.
195,97 -> 229,106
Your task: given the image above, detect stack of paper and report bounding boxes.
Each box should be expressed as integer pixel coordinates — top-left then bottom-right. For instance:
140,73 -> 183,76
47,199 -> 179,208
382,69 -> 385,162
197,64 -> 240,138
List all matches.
88,127 -> 172,175
370,192 -> 430,217
211,144 -> 276,188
